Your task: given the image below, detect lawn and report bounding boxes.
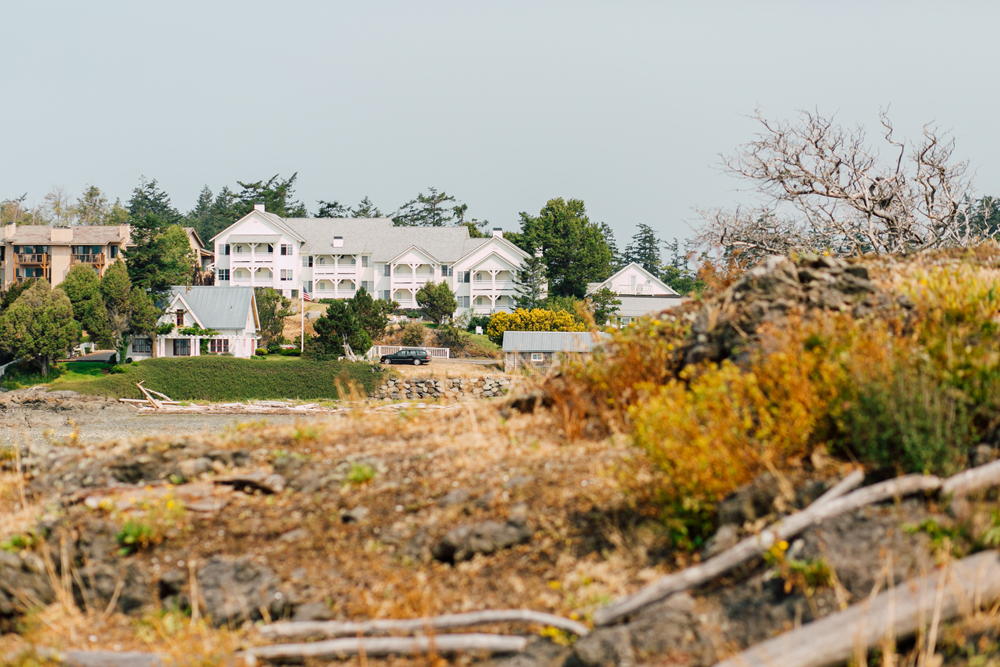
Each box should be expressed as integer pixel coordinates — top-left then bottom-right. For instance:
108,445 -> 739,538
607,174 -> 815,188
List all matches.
55,356 -> 385,401
1,361 -> 107,390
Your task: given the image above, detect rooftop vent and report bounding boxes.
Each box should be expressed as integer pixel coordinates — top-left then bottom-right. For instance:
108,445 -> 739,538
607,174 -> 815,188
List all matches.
253,203 -> 266,212
333,235 -> 344,248
492,227 -> 503,238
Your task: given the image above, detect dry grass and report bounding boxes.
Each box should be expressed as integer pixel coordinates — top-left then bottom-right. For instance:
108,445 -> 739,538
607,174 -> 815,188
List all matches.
386,361 -> 504,379
2,400 -> 669,661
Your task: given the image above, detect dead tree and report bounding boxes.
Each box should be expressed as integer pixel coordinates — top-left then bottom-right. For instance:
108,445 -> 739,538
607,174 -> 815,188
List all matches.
696,109 -> 984,261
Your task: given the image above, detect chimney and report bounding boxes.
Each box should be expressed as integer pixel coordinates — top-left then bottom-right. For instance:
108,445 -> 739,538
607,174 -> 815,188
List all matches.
4,223 -> 15,241
333,236 -> 344,248
51,226 -> 73,243
492,227 -> 503,238
253,203 -> 266,212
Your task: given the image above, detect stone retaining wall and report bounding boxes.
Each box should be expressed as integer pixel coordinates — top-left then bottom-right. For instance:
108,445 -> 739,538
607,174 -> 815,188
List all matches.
375,376 -> 512,400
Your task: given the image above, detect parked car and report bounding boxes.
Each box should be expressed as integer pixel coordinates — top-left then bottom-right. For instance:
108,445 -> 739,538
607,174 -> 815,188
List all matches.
380,348 -> 432,366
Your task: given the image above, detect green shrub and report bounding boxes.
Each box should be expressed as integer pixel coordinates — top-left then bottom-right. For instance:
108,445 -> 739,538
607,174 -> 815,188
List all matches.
401,321 -> 426,347
255,348 -> 269,356
433,324 -> 466,353
465,314 -> 491,333
108,365 -> 127,374
347,463 -> 377,485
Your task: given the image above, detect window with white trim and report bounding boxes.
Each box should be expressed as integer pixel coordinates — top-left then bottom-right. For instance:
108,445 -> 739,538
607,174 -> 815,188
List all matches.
281,244 -> 293,256
209,339 -> 229,353
302,255 -> 313,267
384,264 -> 391,277
362,256 -> 369,267
280,269 -> 292,281
531,353 -> 544,362
218,269 -> 229,281
132,338 -> 152,354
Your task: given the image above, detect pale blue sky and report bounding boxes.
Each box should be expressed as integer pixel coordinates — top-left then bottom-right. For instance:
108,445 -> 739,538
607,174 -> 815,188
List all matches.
2,2 -> 999,243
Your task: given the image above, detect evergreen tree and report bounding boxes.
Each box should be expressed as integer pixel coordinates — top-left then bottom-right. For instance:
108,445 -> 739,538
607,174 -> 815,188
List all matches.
254,287 -> 293,347
394,187 -> 456,227
185,186 -> 236,241
351,286 -> 395,342
453,203 -> 490,237
60,264 -> 113,346
123,178 -> 183,294
586,287 -> 622,325
600,222 -> 625,271
513,251 -> 548,310
232,173 -> 307,218
350,196 -> 383,218
316,200 -> 349,218
310,299 -> 371,356
0,281 -> 78,375
516,198 -> 613,298
660,238 -> 704,295
101,262 -> 160,361
625,223 -> 662,274
415,281 -> 458,324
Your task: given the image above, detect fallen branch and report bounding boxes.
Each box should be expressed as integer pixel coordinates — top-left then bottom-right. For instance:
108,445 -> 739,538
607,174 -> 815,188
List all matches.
136,382 -> 162,410
245,633 -> 526,663
813,469 -> 865,506
941,458 -> 1000,498
711,551 -> 1000,667
258,609 -> 589,641
593,474 -> 943,626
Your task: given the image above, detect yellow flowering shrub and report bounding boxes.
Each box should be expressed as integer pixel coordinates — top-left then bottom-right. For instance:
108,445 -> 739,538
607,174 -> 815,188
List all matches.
486,308 -> 586,345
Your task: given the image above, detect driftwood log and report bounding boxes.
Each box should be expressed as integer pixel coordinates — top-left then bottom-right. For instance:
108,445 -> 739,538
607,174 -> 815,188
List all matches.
593,474 -> 944,626
712,550 -> 1000,667
812,469 -> 864,505
941,459 -> 1000,498
245,633 -> 526,663
258,609 -> 589,641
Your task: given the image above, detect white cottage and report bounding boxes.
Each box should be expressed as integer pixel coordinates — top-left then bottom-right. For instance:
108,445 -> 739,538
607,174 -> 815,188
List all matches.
210,204 -> 535,316
128,286 -> 260,361
586,262 -> 685,325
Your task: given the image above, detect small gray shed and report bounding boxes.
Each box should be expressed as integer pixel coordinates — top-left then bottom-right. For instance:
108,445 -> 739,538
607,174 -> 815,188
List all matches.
501,331 -> 610,372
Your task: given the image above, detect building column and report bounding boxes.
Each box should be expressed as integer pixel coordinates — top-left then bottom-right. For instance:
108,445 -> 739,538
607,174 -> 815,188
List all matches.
193,337 -> 200,356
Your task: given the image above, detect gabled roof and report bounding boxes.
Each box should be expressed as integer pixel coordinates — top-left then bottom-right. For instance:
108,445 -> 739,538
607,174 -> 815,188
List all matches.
6,225 -> 127,245
454,235 -> 530,264
586,262 -> 678,296
501,331 -> 611,353
386,244 -> 441,264
615,295 -> 686,318
167,286 -> 257,330
208,210 -> 306,244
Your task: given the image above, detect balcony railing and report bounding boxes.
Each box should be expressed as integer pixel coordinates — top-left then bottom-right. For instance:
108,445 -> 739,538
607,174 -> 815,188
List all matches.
16,254 -> 48,264
471,280 -> 515,291
312,266 -> 357,276
72,254 -> 103,264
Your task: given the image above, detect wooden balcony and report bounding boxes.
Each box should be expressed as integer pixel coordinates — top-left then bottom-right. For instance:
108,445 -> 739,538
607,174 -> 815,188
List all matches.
72,253 -> 104,265
16,254 -> 48,264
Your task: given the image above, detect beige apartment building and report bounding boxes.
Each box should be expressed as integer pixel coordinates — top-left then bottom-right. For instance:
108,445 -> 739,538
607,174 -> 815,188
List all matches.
1,223 -> 130,288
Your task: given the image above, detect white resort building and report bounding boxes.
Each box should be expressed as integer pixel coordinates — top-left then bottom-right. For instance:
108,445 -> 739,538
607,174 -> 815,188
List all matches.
210,205 -> 533,315
586,262 -> 686,325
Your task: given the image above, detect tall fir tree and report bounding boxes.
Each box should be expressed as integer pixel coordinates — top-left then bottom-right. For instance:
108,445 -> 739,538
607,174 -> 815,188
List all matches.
394,187 -> 457,227
600,222 -> 625,272
513,251 -> 548,310
625,223 -> 662,274
232,174 -> 307,218
515,198 -> 613,298
350,196 -> 383,218
123,178 -> 182,293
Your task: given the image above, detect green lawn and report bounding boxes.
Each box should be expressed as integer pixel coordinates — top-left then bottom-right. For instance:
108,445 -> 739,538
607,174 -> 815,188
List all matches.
55,356 -> 385,401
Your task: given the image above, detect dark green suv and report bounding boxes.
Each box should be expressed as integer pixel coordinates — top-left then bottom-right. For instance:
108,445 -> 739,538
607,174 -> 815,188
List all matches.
379,348 -> 432,365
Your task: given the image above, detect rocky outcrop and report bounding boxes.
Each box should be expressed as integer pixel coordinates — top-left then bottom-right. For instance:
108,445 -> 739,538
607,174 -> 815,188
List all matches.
375,375 -> 511,400
683,253 -> 905,366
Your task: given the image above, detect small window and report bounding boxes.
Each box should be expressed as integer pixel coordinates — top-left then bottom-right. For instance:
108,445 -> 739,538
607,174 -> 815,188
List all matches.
218,269 -> 229,281
280,269 -> 292,281
224,244 -> 230,256
384,264 -> 391,277
175,310 -> 184,326
302,256 -> 312,267
110,246 -> 119,258
531,353 -> 544,362
173,339 -> 191,356
441,264 -> 448,277
291,289 -> 298,298
209,339 -> 229,354
132,338 -> 152,354
281,244 -> 293,256
265,244 -> 274,254
362,256 -> 369,267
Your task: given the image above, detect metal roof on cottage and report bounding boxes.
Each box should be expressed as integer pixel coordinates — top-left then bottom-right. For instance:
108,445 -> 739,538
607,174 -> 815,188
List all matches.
168,286 -> 256,330
501,331 -> 611,353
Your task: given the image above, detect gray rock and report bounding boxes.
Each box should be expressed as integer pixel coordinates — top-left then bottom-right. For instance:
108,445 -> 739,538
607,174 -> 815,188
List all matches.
702,523 -> 739,558
342,506 -> 369,523
292,601 -> 334,622
439,488 -> 471,506
196,556 -> 291,627
433,518 -> 533,563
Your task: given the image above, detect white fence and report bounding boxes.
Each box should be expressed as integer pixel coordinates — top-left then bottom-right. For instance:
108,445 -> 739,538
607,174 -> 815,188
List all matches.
368,345 -> 451,359
0,358 -> 26,379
